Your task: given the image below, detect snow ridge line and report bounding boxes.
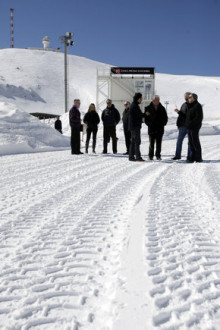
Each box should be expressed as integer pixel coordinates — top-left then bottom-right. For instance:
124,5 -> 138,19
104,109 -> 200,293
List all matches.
112,164 -> 168,330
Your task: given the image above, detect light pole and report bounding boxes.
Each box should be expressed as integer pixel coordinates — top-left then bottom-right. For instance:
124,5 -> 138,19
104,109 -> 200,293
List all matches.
165,101 -> 169,111
59,32 -> 74,113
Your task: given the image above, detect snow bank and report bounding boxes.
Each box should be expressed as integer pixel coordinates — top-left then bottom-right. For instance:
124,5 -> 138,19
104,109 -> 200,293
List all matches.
0,102 -> 70,156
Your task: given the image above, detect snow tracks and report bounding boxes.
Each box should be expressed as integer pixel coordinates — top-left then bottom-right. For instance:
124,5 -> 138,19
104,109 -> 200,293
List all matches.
144,162 -> 220,329
0,149 -> 220,329
0,152 -> 160,329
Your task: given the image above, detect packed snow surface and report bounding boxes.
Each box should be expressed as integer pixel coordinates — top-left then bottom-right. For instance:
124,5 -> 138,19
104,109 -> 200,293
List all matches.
1,136 -> 220,329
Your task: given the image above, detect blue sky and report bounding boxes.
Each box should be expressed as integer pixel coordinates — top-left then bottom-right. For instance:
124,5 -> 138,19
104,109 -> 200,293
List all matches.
1,0 -> 220,76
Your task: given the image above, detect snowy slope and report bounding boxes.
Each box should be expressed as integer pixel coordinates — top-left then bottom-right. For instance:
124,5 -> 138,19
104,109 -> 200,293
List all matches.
0,48 -> 220,119
0,48 -> 220,155
156,73 -> 220,120
0,48 -> 109,115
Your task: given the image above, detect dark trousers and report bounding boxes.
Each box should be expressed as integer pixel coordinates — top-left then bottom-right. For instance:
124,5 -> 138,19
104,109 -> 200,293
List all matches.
129,128 -> 141,159
188,129 -> 202,161
86,128 -> 98,151
124,129 -> 131,152
71,127 -> 80,154
103,126 -> 117,153
149,134 -> 163,158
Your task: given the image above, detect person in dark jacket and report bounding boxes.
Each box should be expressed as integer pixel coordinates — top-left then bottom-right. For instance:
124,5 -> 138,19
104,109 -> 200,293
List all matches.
172,92 -> 192,160
69,99 -> 83,155
83,103 -> 100,153
54,116 -> 62,134
101,99 -> 120,154
122,101 -> 131,155
145,95 -> 168,160
185,93 -> 203,162
128,93 -> 145,161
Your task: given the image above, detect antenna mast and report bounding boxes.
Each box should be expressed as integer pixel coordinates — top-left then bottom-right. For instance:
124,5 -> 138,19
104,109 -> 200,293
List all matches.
10,8 -> 14,48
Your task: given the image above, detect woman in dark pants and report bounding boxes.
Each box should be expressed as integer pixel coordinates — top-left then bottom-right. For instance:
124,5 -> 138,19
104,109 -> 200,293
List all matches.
83,103 -> 100,153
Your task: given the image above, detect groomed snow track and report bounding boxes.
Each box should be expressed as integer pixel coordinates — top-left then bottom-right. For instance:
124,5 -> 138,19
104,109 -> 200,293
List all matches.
0,136 -> 220,330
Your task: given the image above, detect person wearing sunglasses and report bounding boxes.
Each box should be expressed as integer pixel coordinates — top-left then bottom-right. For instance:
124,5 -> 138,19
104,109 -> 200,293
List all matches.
172,92 -> 192,161
185,93 -> 203,162
101,99 -> 120,154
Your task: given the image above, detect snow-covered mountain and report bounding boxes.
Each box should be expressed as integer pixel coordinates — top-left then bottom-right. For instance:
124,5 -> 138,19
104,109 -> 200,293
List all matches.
0,48 -> 220,156
0,48 -> 108,116
0,48 -> 220,119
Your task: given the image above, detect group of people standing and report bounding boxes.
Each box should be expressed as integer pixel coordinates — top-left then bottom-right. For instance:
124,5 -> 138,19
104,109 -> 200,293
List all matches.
69,98 -> 121,155
68,91 -> 203,162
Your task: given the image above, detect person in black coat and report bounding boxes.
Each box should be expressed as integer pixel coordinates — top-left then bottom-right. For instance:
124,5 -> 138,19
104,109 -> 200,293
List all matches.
101,99 -> 120,154
172,92 -> 192,160
128,93 -> 145,161
185,93 -> 203,162
54,116 -> 62,134
145,95 -> 168,160
83,103 -> 100,153
69,99 -> 83,155
122,101 -> 131,155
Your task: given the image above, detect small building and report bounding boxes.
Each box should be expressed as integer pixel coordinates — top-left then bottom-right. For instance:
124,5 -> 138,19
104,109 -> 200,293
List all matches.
97,67 -> 155,113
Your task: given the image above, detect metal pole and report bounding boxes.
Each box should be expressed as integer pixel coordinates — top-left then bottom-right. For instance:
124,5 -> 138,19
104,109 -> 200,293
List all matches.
64,39 -> 68,113
59,33 -> 73,113
165,101 -> 169,111
10,8 -> 14,48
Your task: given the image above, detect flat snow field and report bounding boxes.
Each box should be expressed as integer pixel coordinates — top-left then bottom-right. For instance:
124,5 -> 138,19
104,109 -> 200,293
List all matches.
1,135 -> 220,330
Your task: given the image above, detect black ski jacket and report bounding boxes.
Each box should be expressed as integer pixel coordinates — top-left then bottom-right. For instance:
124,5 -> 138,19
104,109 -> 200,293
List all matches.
128,101 -> 143,131
145,102 -> 168,135
101,105 -> 120,127
185,101 -> 203,130
55,119 -> 62,130
122,108 -> 130,131
83,111 -> 100,130
176,102 -> 188,128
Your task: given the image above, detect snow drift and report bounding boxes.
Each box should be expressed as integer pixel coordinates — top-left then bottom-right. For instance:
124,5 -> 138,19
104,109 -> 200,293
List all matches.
0,102 -> 70,155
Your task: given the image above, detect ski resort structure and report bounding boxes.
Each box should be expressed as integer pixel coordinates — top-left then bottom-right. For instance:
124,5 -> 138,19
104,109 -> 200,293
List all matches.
97,67 -> 155,113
